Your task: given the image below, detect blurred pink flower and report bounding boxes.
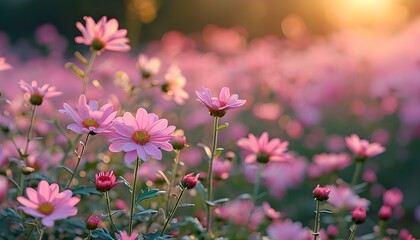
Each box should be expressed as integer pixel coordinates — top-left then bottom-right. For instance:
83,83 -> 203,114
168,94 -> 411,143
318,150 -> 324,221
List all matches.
328,185 -> 370,210
75,16 -> 130,52
180,172 -> 199,189
345,134 -> 385,159
312,153 -> 351,173
378,205 -> 392,221
0,175 -> 8,201
237,132 -> 289,164
313,185 -> 331,201
262,202 -> 282,219
116,230 -> 138,240
267,219 -> 312,240
108,108 -> 175,163
362,169 -> 377,183
352,207 -> 367,224
383,188 -> 404,209
95,171 -> 120,192
196,86 -> 246,117
162,65 -> 189,105
17,180 -> 80,227
60,94 -> 117,135
218,198 -> 254,226
19,80 -> 62,106
212,157 -> 233,180
0,57 -> 12,71
137,54 -> 161,78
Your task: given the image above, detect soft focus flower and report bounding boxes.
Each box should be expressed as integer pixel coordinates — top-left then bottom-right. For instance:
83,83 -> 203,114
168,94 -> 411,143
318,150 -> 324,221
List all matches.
170,129 -> 187,150
399,229 -> 416,240
137,54 -> 161,78
0,175 -> 8,201
116,230 -> 138,240
237,132 -> 289,164
180,172 -> 199,189
262,202 -> 282,219
217,198 -> 254,226
196,86 -> 246,117
86,215 -> 101,230
312,153 -> 351,173
378,205 -> 392,221
267,219 -> 312,240
383,188 -> 404,208
326,225 -> 339,238
363,169 -> 377,183
108,108 -> 175,163
95,171 -> 120,192
161,65 -> 189,105
212,157 -> 233,180
60,94 -> 117,135
328,185 -> 370,210
19,80 -> 62,106
0,57 -> 12,71
351,207 -> 367,224
345,134 -> 385,160
75,16 -> 130,52
313,185 -> 331,201
17,180 -> 80,227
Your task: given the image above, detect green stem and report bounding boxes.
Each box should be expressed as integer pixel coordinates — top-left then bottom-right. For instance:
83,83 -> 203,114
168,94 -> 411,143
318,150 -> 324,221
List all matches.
24,224 -> 35,240
87,230 -> 91,240
82,51 -> 97,94
206,116 -> 220,235
347,224 -> 358,240
160,187 -> 186,236
313,200 -> 321,240
166,150 -> 180,212
378,220 -> 385,238
105,191 -> 119,233
18,173 -> 25,197
38,227 -> 44,240
351,161 -> 364,187
129,158 -> 143,235
23,106 -> 37,157
65,134 -> 90,189
253,163 -> 263,203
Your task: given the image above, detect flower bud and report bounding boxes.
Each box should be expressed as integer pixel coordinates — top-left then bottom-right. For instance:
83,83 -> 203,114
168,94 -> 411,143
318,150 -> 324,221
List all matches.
180,173 -> 199,189
378,205 -> 392,221
312,185 -> 331,201
383,188 -> 403,209
95,171 -> 120,192
326,225 -> 339,238
170,130 -> 187,150
86,215 -> 101,230
21,166 -> 35,175
352,207 -> 367,224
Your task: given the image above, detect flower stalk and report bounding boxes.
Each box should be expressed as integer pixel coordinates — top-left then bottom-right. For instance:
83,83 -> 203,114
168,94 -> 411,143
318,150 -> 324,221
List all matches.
82,50 -> 98,94
129,157 -> 143,235
253,163 -> 263,203
105,191 -> 119,232
347,223 -> 357,240
313,200 -> 321,240
66,133 -> 90,189
351,161 -> 363,187
166,150 -> 180,212
160,187 -> 186,236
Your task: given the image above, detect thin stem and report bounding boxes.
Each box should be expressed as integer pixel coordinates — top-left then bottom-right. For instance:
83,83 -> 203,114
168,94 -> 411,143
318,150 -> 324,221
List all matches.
313,200 -> 321,240
66,134 -> 90,189
18,173 -> 25,197
160,187 -> 186,236
105,191 -> 119,233
23,106 -> 37,157
206,116 -> 219,235
347,224 -> 358,240
82,51 -> 98,94
129,158 -> 143,235
38,227 -> 44,240
351,161 -> 364,187
87,230 -> 91,240
166,150 -> 180,212
378,220 -> 385,238
24,224 -> 35,240
253,163 -> 263,203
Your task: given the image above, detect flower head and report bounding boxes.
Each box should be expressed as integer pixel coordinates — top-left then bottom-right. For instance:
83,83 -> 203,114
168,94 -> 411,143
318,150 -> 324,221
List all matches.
267,219 -> 312,240
60,94 -> 117,135
378,205 -> 392,221
137,54 -> 161,79
383,188 -> 403,209
312,185 -> 331,201
86,215 -> 101,230
237,132 -> 289,164
108,108 -> 175,164
327,185 -> 370,210
312,153 -> 351,173
170,129 -> 187,150
19,80 -> 62,106
95,171 -> 120,192
351,207 -> 367,224
116,230 -> 138,240
0,57 -> 12,71
180,172 -> 199,189
262,202 -> 282,219
213,157 -> 233,180
196,86 -> 246,117
162,65 -> 189,105
17,180 -> 80,227
345,134 -> 385,161
75,16 -> 130,52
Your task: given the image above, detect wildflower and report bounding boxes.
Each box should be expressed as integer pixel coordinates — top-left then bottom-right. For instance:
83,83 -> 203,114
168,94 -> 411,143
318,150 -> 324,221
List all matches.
0,57 -> 12,71
19,80 -> 62,106
383,188 -> 403,209
108,108 -> 175,163
326,225 -> 339,238
351,207 -> 367,224
17,180 -> 80,227
362,170 -> 377,183
180,173 -> 199,189
378,205 -> 392,221
262,202 -> 282,219
116,230 -> 138,240
86,215 -> 101,230
312,185 -> 330,201
312,153 -> 351,173
170,129 -> 187,150
267,219 -> 312,240
161,65 -> 189,105
60,94 -> 117,135
137,54 -> 161,79
345,134 -> 385,161
195,86 -> 246,117
0,175 -> 8,201
237,132 -> 289,164
95,171 -> 120,192
213,157 -> 233,180
327,185 -> 370,210
75,16 -> 130,52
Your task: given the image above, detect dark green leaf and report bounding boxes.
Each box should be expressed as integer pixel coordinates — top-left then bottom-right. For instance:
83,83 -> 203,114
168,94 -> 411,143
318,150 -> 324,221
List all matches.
57,165 -> 74,175
135,187 -> 165,205
91,228 -> 114,240
132,209 -> 159,220
31,173 -> 54,184
195,182 -> 207,200
144,230 -> 171,240
117,176 -> 133,193
71,186 -> 102,196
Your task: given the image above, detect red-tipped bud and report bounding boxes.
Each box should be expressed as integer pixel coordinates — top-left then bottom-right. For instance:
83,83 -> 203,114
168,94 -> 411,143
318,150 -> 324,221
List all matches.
352,207 -> 367,224
180,173 -> 199,189
378,205 -> 392,221
86,215 -> 101,230
95,171 -> 120,192
312,185 -> 331,201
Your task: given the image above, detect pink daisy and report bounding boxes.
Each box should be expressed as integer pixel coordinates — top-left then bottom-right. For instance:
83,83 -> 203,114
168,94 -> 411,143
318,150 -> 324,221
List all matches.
108,108 -> 175,164
137,54 -> 161,78
17,180 -> 80,227
19,80 -> 62,106
0,57 -> 12,71
75,16 -> 130,52
116,230 -> 138,240
312,153 -> 352,173
60,94 -> 117,135
196,86 -> 246,117
267,219 -> 312,240
345,134 -> 385,159
162,65 -> 189,105
383,188 -> 403,209
237,132 -> 289,164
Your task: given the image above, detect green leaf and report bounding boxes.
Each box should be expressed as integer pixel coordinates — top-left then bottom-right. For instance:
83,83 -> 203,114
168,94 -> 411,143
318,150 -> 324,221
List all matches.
91,228 -> 114,240
318,210 -> 333,214
195,182 -> 207,200
0,208 -> 22,223
71,186 -> 102,196
212,198 -> 229,204
132,209 -> 159,221
178,203 -> 195,208
214,148 -> 224,158
168,216 -> 205,234
135,187 -> 166,205
74,51 -> 88,65
31,173 -> 54,184
65,62 -> 85,79
217,122 -> 229,130
197,143 -> 211,161
117,176 -> 133,193
144,230 -> 171,240
57,165 -> 74,175
354,182 -> 368,194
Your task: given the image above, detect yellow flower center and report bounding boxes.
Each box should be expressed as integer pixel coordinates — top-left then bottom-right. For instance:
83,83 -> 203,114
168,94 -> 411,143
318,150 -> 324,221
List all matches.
38,202 -> 54,215
83,119 -> 100,128
131,130 -> 150,145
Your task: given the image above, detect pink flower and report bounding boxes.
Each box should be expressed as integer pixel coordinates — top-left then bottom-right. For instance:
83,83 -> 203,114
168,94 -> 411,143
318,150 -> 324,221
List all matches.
116,230 -> 138,240
212,157 -> 233,180
75,16 -> 130,52
196,86 -> 246,117
312,153 -> 352,173
378,205 -> 392,220
0,57 -> 12,71
108,108 -> 175,163
352,207 -> 367,224
237,132 -> 289,164
60,94 -> 117,135
19,80 -> 62,106
86,215 -> 101,230
383,188 -> 403,208
345,134 -> 385,159
162,65 -> 189,105
95,171 -> 120,192
267,219 -> 312,240
170,130 -> 187,150
313,185 -> 331,201
137,54 -> 161,78
262,202 -> 282,219
0,175 -> 8,201
328,185 -> 370,210
180,172 -> 199,189
17,180 -> 80,227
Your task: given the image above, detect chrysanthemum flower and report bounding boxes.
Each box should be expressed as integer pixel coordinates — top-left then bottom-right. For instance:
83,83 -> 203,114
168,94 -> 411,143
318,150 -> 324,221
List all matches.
345,134 -> 385,160
19,80 -> 62,106
162,65 -> 189,105
17,180 -> 80,227
60,94 -> 117,135
312,153 -> 351,173
108,108 -> 175,163
196,86 -> 246,117
75,16 -> 130,52
237,132 -> 289,164
95,171 -> 121,192
0,57 -> 12,71
116,230 -> 138,240
137,54 -> 161,79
